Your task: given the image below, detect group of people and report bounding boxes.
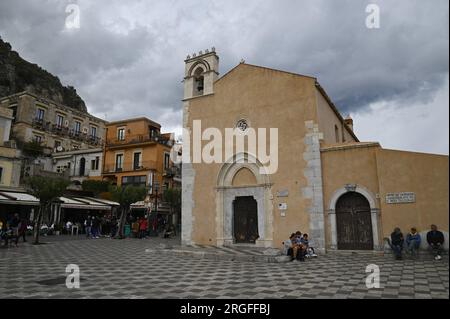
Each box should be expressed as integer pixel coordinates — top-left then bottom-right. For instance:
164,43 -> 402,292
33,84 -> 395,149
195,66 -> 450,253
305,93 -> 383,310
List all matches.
83,216 -> 118,238
0,214 -> 29,247
1,212 -> 178,244
283,231 -> 317,262
131,217 -> 149,239
83,216 -> 103,238
389,224 -> 445,260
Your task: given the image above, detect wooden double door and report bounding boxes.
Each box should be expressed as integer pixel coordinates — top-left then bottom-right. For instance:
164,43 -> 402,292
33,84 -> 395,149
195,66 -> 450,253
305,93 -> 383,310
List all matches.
233,196 -> 259,244
336,192 -> 373,250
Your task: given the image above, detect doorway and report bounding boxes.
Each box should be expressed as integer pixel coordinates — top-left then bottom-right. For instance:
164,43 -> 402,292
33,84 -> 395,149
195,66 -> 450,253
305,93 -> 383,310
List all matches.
233,196 -> 258,244
336,192 -> 373,250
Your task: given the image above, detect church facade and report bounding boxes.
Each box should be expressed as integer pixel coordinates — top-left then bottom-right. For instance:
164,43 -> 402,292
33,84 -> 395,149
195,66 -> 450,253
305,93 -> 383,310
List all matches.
181,49 -> 449,252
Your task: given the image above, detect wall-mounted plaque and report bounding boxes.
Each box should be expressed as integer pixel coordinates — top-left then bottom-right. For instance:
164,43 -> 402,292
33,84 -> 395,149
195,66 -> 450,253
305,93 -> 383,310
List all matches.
386,192 -> 416,204
277,190 -> 289,197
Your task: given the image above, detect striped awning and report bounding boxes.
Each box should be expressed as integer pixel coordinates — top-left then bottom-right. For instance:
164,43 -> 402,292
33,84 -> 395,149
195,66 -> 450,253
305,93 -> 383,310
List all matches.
59,197 -> 119,211
0,191 -> 40,206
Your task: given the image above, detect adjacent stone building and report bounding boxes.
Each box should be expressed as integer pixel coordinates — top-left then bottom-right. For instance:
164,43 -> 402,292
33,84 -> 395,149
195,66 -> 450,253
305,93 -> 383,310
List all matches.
0,106 -> 21,188
52,147 -> 103,184
181,50 -> 449,251
0,91 -> 106,154
102,117 -> 176,192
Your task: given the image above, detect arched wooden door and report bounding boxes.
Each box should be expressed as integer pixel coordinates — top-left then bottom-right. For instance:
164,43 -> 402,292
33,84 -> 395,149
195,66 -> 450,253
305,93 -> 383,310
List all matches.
336,192 -> 373,250
233,196 -> 258,244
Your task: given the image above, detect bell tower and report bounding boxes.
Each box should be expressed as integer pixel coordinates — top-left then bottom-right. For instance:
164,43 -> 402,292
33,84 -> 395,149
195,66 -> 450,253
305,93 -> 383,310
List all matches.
181,47 -> 219,246
183,47 -> 219,99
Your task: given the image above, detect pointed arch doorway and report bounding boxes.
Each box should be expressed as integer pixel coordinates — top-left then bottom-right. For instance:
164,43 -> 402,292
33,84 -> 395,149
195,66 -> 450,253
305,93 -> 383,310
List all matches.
216,153 -> 273,247
233,196 -> 258,243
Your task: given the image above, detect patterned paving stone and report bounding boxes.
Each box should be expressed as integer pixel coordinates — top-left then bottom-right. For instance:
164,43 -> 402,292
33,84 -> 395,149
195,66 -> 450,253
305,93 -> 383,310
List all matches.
0,236 -> 448,299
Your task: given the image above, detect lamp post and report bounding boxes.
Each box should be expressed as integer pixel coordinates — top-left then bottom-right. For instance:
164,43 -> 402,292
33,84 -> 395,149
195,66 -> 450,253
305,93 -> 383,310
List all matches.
144,192 -> 151,237
152,180 -> 160,236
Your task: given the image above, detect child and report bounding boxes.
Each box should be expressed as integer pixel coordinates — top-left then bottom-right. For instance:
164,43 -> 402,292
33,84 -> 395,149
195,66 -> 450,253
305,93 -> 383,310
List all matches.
301,233 -> 317,258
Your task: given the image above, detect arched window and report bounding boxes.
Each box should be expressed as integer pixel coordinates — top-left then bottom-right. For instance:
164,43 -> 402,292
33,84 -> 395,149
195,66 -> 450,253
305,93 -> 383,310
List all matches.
335,125 -> 340,143
194,67 -> 204,96
79,157 -> 86,176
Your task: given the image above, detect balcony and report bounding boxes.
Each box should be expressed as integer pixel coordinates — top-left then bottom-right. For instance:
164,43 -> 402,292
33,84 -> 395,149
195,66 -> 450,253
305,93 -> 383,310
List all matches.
31,118 -> 46,129
163,166 -> 181,178
21,163 -> 70,184
30,118 -> 103,147
102,160 -> 158,175
106,133 -> 172,148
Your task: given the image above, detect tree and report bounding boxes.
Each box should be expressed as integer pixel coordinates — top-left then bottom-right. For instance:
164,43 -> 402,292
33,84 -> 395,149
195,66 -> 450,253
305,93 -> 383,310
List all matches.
109,185 -> 146,238
163,188 -> 181,221
25,176 -> 70,244
82,180 -> 110,197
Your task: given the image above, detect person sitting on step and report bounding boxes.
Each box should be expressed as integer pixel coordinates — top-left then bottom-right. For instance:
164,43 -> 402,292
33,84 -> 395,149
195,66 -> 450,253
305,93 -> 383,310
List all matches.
389,227 -> 404,260
406,227 -> 421,258
427,224 -> 445,261
292,231 -> 306,262
283,233 -> 296,258
301,233 -> 317,258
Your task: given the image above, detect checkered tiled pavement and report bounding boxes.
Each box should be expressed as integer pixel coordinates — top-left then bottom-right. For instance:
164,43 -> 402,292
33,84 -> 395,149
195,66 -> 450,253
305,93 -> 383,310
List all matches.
0,236 -> 448,299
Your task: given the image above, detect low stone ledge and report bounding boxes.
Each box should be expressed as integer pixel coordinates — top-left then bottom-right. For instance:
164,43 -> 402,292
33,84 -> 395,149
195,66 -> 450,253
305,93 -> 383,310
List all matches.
146,248 -> 291,263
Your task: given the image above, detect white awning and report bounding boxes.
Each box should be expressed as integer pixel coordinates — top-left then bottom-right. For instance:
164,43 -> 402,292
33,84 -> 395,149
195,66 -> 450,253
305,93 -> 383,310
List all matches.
84,197 -> 120,206
0,192 -> 119,210
0,191 -> 40,206
131,201 -> 147,210
59,197 -> 118,211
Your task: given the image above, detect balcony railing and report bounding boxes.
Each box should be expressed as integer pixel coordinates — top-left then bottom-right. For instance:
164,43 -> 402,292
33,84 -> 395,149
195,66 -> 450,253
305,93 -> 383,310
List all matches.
106,134 -> 173,147
21,163 -> 70,184
103,160 -> 158,174
31,118 -> 103,146
163,166 -> 181,178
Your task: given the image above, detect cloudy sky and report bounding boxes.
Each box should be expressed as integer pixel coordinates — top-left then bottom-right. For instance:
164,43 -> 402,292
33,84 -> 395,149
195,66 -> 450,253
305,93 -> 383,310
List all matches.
0,0 -> 448,154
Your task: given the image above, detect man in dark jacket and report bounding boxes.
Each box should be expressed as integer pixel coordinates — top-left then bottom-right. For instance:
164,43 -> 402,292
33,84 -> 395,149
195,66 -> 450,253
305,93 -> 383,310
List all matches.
427,225 -> 445,260
390,228 -> 404,260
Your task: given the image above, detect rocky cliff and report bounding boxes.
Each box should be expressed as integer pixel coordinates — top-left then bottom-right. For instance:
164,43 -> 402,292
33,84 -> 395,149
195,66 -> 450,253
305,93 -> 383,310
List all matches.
0,37 -> 87,112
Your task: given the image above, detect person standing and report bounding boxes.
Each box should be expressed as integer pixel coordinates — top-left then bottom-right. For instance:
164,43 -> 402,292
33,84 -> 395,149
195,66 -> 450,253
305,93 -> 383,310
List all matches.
110,217 -> 118,238
390,227 -> 404,260
139,218 -> 148,239
10,213 -> 20,242
92,216 -> 100,238
84,216 -> 92,238
65,220 -> 73,235
132,218 -> 140,238
427,225 -> 445,260
18,218 -> 28,243
406,227 -> 422,258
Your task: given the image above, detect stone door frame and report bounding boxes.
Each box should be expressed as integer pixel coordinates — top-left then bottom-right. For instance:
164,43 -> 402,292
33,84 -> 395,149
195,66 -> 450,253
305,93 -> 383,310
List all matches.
327,184 -> 381,250
215,152 -> 273,247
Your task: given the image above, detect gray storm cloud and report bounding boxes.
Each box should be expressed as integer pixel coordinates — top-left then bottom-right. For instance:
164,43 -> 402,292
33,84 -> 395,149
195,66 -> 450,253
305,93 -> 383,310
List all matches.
0,0 -> 448,153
